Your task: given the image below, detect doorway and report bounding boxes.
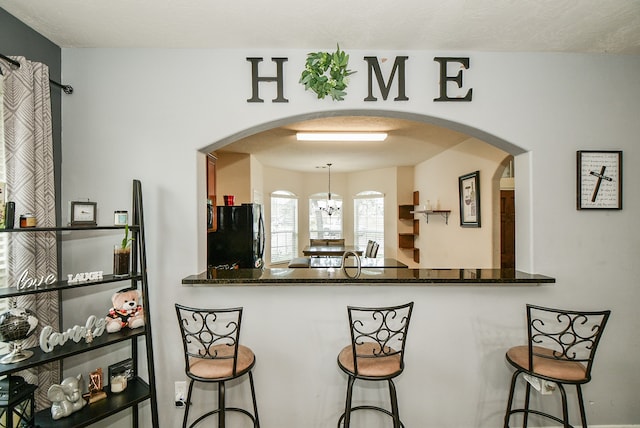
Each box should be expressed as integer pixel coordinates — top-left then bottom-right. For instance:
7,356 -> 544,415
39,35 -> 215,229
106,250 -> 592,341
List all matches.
500,190 -> 515,268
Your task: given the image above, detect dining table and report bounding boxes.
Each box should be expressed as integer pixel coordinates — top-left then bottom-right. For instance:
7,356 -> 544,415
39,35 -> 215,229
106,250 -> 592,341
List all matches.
302,245 -> 363,257
309,257 -> 408,268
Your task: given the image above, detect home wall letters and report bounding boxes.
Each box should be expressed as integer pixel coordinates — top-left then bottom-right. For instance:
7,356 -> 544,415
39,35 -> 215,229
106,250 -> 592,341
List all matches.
246,55 -> 472,103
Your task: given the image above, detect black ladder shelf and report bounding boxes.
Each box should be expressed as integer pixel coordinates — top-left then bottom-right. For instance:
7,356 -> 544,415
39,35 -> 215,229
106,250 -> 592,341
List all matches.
0,179 -> 158,427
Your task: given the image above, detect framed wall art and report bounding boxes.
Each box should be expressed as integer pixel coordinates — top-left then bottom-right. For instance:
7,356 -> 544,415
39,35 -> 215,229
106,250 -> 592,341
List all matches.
577,150 -> 622,210
459,170 -> 481,227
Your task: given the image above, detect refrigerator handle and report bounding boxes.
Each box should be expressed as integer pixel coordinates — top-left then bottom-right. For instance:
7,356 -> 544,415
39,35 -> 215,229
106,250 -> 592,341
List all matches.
258,212 -> 265,259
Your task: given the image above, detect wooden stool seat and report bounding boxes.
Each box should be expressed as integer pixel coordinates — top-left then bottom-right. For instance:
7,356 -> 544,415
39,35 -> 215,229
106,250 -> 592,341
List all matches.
506,345 -> 587,381
189,345 -> 255,379
338,343 -> 402,378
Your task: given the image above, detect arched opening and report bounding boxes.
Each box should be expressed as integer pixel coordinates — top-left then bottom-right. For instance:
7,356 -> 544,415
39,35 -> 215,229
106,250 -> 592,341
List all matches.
202,110 -> 526,157
202,110 -> 527,269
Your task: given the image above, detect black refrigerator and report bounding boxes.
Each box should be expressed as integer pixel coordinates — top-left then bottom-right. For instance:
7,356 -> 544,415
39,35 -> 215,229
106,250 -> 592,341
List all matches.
208,203 -> 265,269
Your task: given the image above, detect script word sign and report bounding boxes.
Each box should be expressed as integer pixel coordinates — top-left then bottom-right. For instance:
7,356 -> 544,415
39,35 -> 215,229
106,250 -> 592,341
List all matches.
40,315 -> 107,353
15,270 -> 56,290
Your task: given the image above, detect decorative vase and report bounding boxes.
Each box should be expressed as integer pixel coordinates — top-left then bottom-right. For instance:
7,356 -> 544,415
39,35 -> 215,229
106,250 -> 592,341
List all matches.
113,246 -> 130,277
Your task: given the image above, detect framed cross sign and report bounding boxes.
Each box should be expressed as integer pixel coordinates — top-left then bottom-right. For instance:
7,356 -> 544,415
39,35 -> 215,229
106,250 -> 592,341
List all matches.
577,150 -> 622,210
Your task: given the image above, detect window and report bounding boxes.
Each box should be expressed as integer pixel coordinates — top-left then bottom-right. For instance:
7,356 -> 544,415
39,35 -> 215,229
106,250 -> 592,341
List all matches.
354,191 -> 384,257
309,193 -> 342,239
270,191 -> 298,264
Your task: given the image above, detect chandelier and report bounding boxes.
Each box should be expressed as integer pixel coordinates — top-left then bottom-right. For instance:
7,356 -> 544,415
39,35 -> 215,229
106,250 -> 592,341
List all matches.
319,163 -> 340,216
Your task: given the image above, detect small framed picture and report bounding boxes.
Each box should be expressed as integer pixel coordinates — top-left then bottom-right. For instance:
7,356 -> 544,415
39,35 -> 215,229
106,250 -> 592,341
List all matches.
108,358 -> 134,383
577,150 -> 622,210
459,171 -> 481,227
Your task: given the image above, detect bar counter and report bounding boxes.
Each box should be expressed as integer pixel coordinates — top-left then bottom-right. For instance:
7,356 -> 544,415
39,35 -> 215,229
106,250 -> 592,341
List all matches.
182,267 -> 555,286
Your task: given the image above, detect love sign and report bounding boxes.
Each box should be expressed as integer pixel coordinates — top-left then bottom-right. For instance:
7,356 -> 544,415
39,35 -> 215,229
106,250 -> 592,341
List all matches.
15,269 -> 56,289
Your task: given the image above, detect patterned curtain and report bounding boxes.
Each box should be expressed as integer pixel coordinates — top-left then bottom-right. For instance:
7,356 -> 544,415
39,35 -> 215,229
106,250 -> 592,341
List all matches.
1,56 -> 59,410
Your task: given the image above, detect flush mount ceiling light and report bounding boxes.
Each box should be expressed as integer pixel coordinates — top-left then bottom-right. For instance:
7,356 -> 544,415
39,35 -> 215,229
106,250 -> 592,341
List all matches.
296,132 -> 388,142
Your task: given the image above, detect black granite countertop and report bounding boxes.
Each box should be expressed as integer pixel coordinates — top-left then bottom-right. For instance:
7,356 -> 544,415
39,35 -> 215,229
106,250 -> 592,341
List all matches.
182,268 -> 555,286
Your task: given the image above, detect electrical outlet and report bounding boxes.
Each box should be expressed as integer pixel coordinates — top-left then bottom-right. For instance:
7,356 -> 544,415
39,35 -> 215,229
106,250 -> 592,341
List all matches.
175,381 -> 187,408
541,380 -> 556,395
523,374 -> 555,395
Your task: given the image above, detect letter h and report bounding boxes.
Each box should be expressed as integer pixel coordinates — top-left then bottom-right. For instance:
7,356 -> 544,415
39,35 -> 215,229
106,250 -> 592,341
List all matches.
246,57 -> 289,103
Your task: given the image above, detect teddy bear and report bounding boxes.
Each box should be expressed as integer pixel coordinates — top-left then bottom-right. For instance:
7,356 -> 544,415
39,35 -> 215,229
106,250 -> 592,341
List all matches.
105,288 -> 144,333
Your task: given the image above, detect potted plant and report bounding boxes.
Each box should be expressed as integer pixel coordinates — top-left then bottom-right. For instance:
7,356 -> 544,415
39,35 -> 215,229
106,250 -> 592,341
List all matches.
113,224 -> 133,277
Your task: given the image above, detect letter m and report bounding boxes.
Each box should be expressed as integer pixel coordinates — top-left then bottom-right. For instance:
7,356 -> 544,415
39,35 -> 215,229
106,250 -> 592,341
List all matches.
364,56 -> 409,101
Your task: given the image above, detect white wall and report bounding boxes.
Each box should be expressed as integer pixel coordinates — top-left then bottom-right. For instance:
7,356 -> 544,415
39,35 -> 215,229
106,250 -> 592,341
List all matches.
250,154 -> 264,205
60,49 -> 640,427
216,152 -> 252,205
414,138 -> 509,268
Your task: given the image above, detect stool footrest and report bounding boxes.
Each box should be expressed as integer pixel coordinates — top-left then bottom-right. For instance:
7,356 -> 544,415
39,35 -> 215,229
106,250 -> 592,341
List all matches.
506,408 -> 574,428
188,407 -> 257,428
338,405 -> 405,428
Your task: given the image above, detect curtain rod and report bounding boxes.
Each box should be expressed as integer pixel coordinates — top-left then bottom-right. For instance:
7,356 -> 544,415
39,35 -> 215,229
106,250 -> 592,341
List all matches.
0,53 -> 74,94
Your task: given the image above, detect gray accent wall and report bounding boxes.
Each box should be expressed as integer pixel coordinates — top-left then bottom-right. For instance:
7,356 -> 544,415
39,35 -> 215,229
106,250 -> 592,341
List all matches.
0,7 -> 62,226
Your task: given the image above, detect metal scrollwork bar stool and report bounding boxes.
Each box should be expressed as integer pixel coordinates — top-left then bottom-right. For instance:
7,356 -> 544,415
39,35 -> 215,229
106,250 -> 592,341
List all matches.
175,304 -> 260,428
504,304 -> 611,428
337,302 -> 414,428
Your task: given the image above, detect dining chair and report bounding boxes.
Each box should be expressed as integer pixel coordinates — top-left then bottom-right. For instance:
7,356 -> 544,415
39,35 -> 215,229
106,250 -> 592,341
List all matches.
326,238 -> 345,246
365,241 -> 374,257
370,242 -> 379,258
364,241 -> 379,258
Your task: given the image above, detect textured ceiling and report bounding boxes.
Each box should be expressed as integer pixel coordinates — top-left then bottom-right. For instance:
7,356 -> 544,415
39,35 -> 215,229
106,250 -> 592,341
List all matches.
2,0 -> 638,172
1,0 -> 638,53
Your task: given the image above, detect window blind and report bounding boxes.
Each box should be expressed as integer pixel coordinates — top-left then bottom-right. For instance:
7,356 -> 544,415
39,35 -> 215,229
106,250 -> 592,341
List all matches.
354,193 -> 385,257
271,191 -> 298,264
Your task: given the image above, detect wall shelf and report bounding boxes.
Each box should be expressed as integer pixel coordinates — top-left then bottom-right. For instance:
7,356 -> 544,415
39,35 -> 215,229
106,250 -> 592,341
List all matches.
398,204 -> 415,220
398,233 -> 415,249
411,209 -> 451,224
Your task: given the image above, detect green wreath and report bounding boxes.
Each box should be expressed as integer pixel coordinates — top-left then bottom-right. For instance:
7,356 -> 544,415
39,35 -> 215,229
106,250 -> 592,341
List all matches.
299,44 -> 356,101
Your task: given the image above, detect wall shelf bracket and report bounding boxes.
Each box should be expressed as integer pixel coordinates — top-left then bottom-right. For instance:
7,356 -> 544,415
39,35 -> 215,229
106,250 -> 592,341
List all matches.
411,210 -> 451,225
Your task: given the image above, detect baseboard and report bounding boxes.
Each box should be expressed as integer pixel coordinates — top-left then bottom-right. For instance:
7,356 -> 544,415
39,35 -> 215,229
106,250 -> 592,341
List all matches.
510,425 -> 638,428
508,424 -> 640,428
